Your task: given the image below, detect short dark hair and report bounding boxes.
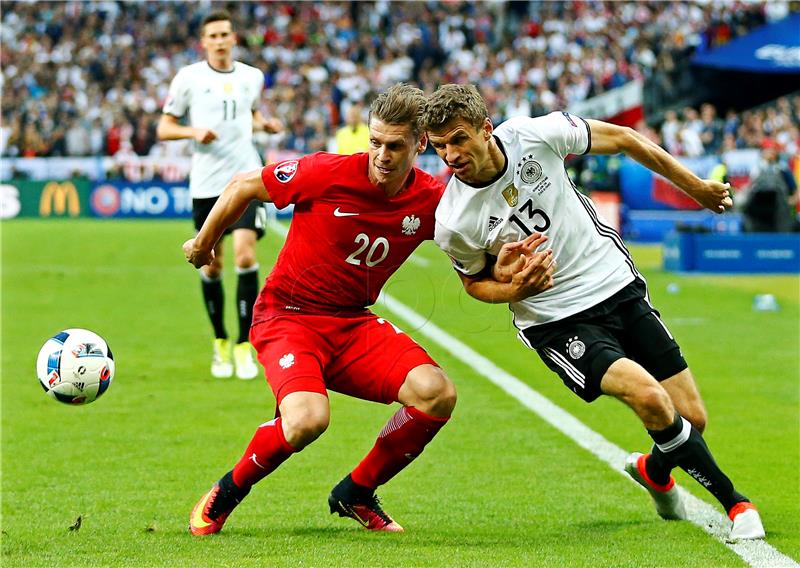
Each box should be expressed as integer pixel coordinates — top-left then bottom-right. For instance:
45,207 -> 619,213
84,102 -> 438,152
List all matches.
369,83 -> 427,139
201,10 -> 232,32
422,84 -> 488,132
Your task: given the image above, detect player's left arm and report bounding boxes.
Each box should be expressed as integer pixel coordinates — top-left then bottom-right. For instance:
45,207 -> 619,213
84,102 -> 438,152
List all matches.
586,119 -> 733,213
253,110 -> 283,134
183,169 -> 272,268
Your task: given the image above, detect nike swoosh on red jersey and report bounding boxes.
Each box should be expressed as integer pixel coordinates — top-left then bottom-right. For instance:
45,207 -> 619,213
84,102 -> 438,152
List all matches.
333,207 -> 359,217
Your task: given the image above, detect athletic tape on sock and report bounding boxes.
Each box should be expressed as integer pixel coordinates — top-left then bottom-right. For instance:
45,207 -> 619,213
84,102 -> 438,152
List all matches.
199,269 -> 222,282
235,263 -> 260,275
655,416 -> 692,453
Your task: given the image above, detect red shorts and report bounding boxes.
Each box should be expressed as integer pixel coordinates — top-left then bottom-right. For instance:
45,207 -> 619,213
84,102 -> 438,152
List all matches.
250,312 -> 438,405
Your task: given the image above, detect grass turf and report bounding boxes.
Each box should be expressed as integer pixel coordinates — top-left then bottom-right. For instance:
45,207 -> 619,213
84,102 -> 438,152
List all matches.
2,219 -> 798,567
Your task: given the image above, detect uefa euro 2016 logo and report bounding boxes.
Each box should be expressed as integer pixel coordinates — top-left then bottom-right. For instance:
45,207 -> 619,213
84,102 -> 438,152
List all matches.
274,160 -> 299,183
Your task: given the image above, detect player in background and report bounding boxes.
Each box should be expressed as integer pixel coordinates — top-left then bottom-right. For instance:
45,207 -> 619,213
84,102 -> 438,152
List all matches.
423,84 -> 765,541
157,11 -> 282,380
183,84 -> 456,534
334,103 -> 370,155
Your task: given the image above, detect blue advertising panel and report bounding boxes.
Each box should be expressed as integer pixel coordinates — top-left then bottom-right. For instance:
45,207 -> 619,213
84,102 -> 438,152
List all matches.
664,232 -> 800,273
692,14 -> 800,73
90,181 -> 192,218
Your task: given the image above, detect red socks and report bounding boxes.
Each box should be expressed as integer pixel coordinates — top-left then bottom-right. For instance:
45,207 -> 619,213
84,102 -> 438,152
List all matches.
232,417 -> 296,490
351,406 -> 449,489
230,408 -> 448,492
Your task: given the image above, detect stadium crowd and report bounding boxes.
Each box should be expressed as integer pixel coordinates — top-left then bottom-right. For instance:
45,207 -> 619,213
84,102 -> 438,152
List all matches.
660,97 -> 800,158
1,0 -> 797,159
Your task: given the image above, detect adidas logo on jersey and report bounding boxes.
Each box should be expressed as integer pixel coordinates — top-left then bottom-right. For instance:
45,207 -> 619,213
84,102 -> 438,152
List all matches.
488,216 -> 502,232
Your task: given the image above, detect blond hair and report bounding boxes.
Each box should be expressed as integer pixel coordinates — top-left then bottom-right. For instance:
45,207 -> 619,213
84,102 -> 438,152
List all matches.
369,84 -> 426,139
422,84 -> 488,132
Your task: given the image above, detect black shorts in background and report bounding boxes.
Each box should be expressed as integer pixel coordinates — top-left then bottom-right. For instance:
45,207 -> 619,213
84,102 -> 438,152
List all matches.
192,197 -> 267,239
519,278 -> 688,402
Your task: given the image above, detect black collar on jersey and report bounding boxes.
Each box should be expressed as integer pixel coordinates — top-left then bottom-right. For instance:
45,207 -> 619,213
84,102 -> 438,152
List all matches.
455,135 -> 509,189
206,61 -> 236,74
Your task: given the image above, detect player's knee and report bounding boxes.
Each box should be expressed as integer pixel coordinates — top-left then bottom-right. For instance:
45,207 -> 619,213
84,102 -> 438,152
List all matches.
235,250 -> 256,269
404,366 -> 457,418
631,384 -> 674,429
281,407 -> 329,449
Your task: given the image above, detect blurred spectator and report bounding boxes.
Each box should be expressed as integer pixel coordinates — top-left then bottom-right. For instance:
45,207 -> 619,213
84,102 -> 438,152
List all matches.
699,103 -> 724,154
661,110 -> 682,154
741,139 -> 798,232
333,103 -> 369,154
676,107 -> 705,157
65,118 -> 91,156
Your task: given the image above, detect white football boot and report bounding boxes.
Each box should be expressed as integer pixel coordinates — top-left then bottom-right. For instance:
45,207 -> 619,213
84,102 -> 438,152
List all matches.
728,502 -> 765,541
625,452 -> 687,520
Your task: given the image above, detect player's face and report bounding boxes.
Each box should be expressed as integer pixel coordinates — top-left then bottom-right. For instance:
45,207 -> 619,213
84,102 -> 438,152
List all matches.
201,20 -> 236,66
428,118 -> 493,184
367,118 -> 427,191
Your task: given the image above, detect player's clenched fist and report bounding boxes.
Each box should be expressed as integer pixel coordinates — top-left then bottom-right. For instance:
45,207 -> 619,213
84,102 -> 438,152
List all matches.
492,232 -> 549,283
193,128 -> 218,144
183,238 -> 215,268
691,180 -> 733,213
507,249 -> 556,302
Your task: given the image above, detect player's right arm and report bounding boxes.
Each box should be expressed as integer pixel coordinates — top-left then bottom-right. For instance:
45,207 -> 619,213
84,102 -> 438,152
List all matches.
157,68 -> 217,144
157,114 -> 217,144
183,169 -> 272,268
586,119 -> 732,213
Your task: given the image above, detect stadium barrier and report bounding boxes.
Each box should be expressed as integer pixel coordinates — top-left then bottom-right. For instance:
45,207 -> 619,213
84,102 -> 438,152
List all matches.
90,181 -> 192,218
0,177 -> 290,220
663,230 -> 800,273
624,210 -> 743,243
1,179 -> 91,219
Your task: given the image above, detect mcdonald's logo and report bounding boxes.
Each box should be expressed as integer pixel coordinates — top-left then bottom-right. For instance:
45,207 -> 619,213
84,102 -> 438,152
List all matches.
40,182 -> 81,217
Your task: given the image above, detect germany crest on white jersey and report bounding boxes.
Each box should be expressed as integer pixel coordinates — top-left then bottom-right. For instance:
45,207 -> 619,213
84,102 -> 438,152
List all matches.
163,61 -> 264,198
434,112 -> 639,329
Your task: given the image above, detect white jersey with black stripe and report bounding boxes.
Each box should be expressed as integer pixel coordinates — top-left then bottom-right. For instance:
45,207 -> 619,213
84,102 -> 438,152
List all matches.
163,61 -> 264,198
434,112 -> 638,329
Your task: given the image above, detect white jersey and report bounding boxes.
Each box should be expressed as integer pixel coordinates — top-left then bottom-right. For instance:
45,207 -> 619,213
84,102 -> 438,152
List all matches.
435,112 -> 639,329
163,61 -> 264,198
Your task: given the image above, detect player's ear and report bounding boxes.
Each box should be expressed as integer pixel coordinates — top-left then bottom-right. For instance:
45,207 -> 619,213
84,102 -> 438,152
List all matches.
482,118 -> 493,141
417,132 -> 428,154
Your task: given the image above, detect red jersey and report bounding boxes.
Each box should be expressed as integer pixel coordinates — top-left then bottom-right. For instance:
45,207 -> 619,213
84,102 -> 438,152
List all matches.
253,152 -> 445,322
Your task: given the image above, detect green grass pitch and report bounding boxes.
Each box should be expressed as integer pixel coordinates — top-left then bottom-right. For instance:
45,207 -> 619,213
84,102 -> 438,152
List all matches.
2,219 -> 798,567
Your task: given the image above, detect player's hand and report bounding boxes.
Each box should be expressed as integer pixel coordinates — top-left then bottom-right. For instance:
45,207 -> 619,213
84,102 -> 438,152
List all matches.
183,238 -> 215,268
193,128 -> 218,145
507,249 -> 556,302
493,233 -> 548,283
693,179 -> 733,213
261,117 -> 284,134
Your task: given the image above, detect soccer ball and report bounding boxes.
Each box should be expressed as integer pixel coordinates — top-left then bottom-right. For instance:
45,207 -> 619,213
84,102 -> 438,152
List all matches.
36,328 -> 115,405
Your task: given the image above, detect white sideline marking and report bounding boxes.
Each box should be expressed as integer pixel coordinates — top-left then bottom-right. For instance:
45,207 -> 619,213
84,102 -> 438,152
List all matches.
269,222 -> 798,567
379,292 -> 799,568
408,254 -> 431,267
